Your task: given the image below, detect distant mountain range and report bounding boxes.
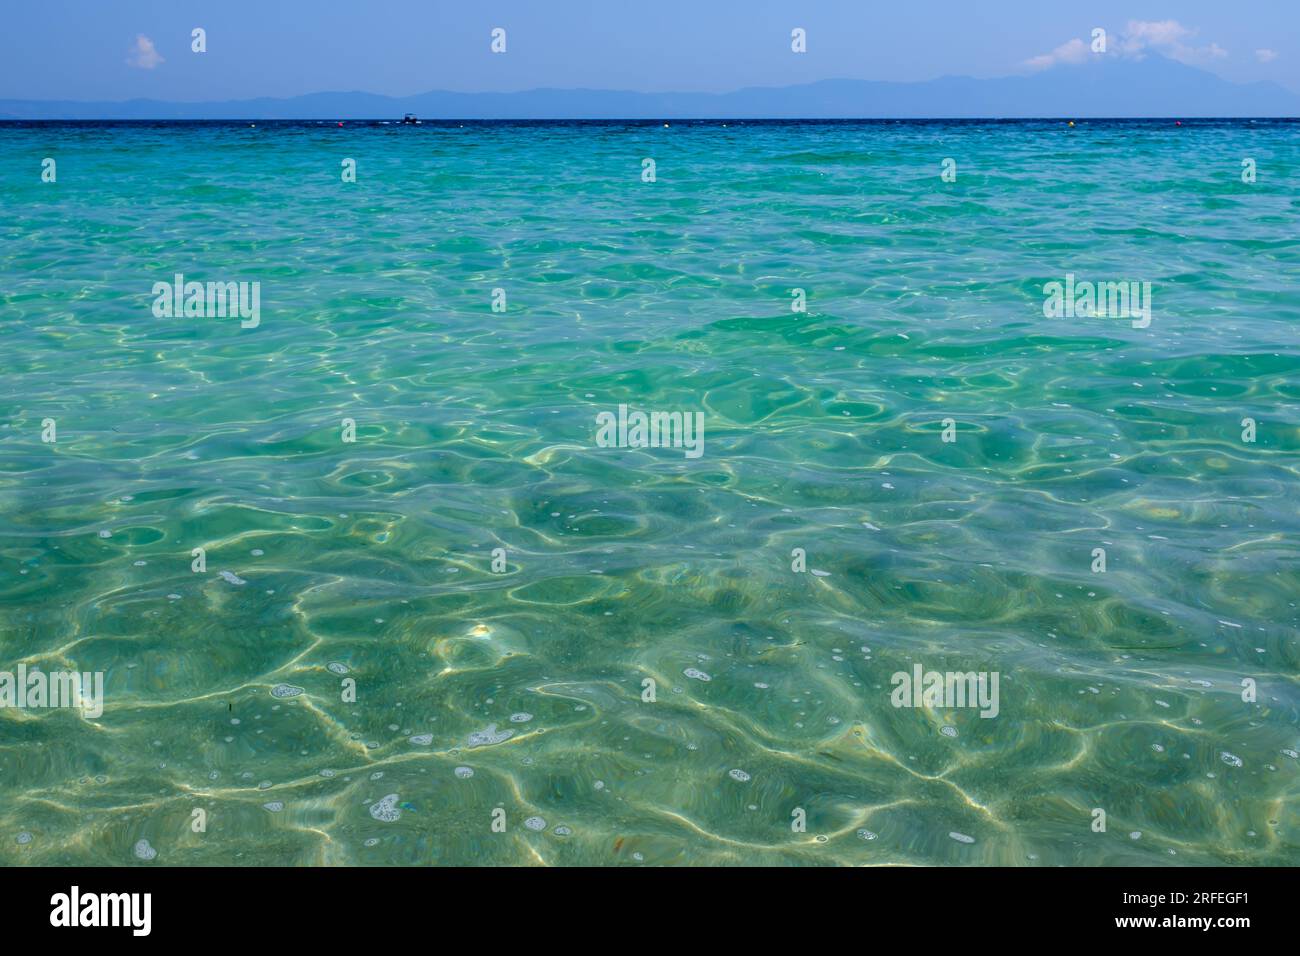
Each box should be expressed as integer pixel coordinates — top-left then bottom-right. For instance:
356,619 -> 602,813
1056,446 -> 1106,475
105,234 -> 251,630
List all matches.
3,55 -> 1297,120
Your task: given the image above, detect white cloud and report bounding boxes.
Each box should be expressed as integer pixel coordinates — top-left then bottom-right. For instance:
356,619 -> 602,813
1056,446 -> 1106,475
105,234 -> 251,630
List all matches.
126,35 -> 164,70
1025,38 -> 1089,71
1116,20 -> 1228,64
1255,49 -> 1279,64
1025,20 -> 1228,71
1119,20 -> 1193,50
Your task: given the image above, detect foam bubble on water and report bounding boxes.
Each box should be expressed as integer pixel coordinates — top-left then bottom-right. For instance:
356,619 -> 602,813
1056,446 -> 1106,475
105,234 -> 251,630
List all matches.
524,816 -> 546,831
1220,752 -> 1244,768
467,724 -> 513,747
683,668 -> 711,682
728,769 -> 751,782
509,712 -> 533,723
364,838 -> 379,847
409,733 -> 433,745
327,662 -> 349,675
133,839 -> 157,861
940,726 -> 957,738
454,766 -> 474,779
369,794 -> 401,822
554,825 -> 572,836
16,832 -> 32,845
251,549 -> 264,556
948,832 -> 975,844
98,529 -> 112,538
856,829 -> 878,841
270,684 -> 303,699
219,570 -> 247,585
263,801 -> 284,812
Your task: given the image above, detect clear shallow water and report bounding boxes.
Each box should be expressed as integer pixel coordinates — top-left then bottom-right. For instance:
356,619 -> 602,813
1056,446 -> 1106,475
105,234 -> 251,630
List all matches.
0,119 -> 1297,866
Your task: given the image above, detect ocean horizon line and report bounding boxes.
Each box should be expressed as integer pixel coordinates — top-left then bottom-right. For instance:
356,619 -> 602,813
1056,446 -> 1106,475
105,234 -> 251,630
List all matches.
3,115 -> 1298,124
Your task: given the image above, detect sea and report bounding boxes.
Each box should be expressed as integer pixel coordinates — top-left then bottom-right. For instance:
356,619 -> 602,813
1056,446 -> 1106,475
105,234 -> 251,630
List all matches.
0,118 -> 1296,865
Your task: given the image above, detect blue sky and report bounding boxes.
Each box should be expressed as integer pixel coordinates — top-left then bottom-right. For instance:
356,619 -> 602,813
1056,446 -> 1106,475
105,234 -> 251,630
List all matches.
1,0 -> 1295,101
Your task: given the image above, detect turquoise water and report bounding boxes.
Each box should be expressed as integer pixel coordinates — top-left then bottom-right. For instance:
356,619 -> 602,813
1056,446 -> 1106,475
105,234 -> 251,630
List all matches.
0,119 -> 1297,866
